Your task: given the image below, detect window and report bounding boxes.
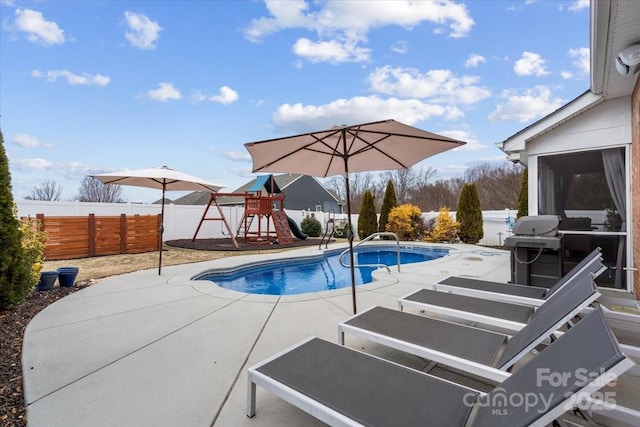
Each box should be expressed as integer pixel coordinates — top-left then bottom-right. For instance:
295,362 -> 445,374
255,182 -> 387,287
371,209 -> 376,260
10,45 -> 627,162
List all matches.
538,147 -> 627,289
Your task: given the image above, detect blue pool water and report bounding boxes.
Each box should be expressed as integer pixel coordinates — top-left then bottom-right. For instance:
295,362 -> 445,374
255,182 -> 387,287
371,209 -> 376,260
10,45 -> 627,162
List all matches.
199,246 -> 448,295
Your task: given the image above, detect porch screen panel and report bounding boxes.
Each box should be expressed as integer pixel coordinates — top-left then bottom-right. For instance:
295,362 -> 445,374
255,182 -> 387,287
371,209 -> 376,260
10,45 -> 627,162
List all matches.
537,147 -> 628,289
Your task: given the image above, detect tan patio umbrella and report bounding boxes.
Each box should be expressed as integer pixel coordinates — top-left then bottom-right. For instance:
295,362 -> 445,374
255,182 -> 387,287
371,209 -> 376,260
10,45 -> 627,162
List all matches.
91,166 -> 224,275
244,119 -> 466,314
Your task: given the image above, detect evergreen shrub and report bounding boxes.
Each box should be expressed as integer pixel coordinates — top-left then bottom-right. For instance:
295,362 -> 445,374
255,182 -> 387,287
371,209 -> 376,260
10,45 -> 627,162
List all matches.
456,183 -> 484,244
517,168 -> 528,219
378,180 -> 397,234
357,190 -> 378,239
301,215 -> 322,237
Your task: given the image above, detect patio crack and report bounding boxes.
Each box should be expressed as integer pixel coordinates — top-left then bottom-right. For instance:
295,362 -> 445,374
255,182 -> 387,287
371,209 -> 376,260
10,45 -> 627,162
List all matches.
209,296 -> 281,426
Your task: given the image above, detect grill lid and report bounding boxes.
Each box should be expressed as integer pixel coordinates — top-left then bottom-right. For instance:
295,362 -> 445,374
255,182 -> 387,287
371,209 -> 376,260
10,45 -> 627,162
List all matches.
512,215 -> 560,236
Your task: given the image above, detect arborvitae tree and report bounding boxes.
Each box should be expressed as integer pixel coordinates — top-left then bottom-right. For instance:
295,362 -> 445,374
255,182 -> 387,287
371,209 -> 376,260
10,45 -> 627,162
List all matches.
378,179 -> 397,234
357,190 -> 377,239
516,168 -> 528,219
0,130 -> 30,310
456,183 -> 484,244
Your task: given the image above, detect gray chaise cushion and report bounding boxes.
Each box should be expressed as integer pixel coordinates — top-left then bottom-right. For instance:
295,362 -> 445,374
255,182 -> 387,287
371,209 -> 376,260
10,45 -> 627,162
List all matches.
255,337 -> 478,426
344,306 -> 508,366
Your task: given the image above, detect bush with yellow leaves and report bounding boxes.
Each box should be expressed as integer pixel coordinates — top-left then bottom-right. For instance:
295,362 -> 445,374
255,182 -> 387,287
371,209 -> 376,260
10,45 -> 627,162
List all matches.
20,214 -> 48,289
423,207 -> 459,243
386,204 -> 425,240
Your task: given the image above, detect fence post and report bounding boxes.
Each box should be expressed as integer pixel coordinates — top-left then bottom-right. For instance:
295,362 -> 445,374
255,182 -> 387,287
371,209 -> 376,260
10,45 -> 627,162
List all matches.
88,214 -> 96,257
120,214 -> 127,255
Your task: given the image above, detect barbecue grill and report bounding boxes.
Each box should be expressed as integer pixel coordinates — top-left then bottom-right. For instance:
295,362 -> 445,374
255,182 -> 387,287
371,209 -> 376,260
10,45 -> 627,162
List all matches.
504,215 -> 564,287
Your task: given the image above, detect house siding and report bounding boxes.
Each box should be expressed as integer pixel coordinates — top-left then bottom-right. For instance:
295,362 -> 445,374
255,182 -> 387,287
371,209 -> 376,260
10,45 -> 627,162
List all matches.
632,80 -> 639,298
281,176 -> 340,212
526,97 -> 631,156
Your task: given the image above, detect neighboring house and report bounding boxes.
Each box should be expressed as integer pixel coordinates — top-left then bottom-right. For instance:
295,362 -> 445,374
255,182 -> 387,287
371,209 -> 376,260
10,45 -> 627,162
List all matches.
173,174 -> 342,213
499,0 -> 639,296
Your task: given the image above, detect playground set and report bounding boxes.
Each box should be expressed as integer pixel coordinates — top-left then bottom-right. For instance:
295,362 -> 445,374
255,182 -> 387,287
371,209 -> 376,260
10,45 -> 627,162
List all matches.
192,175 -> 307,248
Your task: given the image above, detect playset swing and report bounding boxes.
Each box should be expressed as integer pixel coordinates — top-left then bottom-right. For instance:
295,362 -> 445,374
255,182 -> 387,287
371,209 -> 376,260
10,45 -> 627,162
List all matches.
192,175 -> 296,248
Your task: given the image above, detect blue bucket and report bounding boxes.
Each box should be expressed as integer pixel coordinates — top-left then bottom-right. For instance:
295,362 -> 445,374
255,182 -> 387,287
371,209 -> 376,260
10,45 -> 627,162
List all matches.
37,271 -> 59,291
57,267 -> 79,287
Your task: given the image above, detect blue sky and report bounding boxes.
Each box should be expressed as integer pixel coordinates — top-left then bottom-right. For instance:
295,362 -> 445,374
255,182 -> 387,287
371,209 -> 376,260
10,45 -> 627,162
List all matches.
1,0 -> 591,202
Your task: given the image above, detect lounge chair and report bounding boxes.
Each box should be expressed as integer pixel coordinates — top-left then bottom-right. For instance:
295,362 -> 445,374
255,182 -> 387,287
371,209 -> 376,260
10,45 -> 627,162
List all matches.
432,248 -> 604,307
397,249 -> 605,332
338,272 -> 599,383
247,308 -> 635,426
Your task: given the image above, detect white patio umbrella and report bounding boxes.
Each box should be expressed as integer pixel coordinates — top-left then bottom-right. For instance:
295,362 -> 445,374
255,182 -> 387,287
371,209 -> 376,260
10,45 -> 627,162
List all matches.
244,119 -> 466,314
91,166 -> 224,275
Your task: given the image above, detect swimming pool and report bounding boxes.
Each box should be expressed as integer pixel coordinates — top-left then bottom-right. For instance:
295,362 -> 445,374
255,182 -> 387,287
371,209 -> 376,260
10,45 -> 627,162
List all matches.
198,245 -> 448,295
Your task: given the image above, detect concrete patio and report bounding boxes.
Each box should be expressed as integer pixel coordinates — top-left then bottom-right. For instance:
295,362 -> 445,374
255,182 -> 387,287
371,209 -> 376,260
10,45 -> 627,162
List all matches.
22,243 -> 510,426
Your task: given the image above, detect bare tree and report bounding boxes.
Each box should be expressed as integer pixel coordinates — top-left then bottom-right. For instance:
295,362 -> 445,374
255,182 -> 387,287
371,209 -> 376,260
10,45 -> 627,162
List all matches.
464,162 -> 523,209
323,173 -> 378,213
25,179 -> 63,201
76,176 -> 125,202
410,177 -> 464,211
324,176 -> 346,201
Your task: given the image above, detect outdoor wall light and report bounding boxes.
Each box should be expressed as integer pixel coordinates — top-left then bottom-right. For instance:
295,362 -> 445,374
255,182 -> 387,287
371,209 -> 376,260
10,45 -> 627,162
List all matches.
615,43 -> 640,76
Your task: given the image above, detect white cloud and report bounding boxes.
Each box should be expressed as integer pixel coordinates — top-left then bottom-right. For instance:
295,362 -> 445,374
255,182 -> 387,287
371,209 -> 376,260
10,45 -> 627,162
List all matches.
244,1 -> 474,64
193,86 -> 239,104
13,8 -> 65,45
368,66 -> 491,105
223,151 -> 252,162
488,86 -> 564,123
145,82 -> 182,101
13,158 -> 54,170
229,165 -> 256,180
59,161 -> 93,180
464,54 -> 486,68
31,69 -> 110,86
568,47 -> 589,74
246,0 -> 474,40
124,11 -> 162,50
514,52 -> 549,76
272,95 -> 463,133
293,37 -> 371,63
438,129 -> 486,151
13,133 -> 47,148
561,71 -> 573,79
567,0 -> 589,12
391,40 -> 408,54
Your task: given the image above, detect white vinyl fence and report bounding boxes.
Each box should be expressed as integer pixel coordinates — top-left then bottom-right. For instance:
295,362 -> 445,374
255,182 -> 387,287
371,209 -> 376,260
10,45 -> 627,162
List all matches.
16,200 -> 518,247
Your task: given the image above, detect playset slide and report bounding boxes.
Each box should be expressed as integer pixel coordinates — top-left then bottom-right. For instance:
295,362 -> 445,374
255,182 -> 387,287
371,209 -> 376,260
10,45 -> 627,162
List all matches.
287,215 -> 308,240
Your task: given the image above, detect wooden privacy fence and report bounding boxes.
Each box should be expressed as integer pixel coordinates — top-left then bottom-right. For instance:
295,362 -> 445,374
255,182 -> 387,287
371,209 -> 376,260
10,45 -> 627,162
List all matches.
27,214 -> 161,260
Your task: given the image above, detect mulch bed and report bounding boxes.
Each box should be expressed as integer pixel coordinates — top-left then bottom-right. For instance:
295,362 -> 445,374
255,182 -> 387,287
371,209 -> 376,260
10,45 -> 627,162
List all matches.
166,237 -> 329,251
0,280 -> 95,427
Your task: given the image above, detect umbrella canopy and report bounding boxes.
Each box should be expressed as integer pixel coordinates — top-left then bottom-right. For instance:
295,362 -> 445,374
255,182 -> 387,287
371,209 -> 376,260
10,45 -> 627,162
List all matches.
91,166 -> 223,274
245,119 -> 466,314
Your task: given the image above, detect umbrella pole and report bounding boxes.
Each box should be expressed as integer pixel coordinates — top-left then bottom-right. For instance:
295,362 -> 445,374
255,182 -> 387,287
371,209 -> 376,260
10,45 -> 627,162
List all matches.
343,130 -> 357,315
345,176 -> 357,314
159,184 -> 165,275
